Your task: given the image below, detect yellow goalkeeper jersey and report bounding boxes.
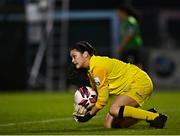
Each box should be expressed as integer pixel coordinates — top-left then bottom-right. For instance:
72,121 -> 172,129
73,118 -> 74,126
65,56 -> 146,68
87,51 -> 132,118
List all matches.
88,55 -> 143,109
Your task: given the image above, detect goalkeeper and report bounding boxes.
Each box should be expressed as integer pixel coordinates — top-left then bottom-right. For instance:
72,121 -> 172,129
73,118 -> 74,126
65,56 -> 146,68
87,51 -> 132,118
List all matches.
69,41 -> 167,128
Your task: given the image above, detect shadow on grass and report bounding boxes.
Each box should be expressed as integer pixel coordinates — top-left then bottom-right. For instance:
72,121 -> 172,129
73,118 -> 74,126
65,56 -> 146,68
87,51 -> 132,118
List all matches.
22,123 -> 157,135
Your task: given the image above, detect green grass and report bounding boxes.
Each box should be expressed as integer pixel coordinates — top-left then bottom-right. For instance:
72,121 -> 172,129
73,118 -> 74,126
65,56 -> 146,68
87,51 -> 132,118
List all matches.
0,90 -> 180,135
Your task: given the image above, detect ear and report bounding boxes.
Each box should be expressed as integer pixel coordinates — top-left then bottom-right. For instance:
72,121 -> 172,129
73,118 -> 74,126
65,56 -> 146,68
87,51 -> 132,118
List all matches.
83,51 -> 89,57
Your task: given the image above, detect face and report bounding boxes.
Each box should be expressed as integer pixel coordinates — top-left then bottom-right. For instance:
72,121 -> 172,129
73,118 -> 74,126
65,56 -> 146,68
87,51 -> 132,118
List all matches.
70,49 -> 87,69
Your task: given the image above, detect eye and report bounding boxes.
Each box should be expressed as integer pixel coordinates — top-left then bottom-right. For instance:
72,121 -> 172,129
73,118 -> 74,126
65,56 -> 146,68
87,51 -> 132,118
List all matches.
72,54 -> 77,61
73,55 -> 76,59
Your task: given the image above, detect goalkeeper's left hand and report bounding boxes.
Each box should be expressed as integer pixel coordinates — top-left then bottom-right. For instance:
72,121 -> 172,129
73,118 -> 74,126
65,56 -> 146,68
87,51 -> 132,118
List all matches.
74,112 -> 95,122
73,104 -> 87,116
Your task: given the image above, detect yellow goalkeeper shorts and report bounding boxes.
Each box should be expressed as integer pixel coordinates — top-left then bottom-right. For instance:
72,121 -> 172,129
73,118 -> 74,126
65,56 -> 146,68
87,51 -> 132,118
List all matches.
121,71 -> 153,106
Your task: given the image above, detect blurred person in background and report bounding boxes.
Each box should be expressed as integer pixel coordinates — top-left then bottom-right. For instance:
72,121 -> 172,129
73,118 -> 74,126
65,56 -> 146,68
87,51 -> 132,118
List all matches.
116,6 -> 144,69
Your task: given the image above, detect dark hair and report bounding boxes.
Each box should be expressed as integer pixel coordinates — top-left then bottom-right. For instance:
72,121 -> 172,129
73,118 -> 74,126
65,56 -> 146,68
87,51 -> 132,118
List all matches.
69,41 -> 96,85
118,5 -> 141,22
69,41 -> 96,56
68,63 -> 89,85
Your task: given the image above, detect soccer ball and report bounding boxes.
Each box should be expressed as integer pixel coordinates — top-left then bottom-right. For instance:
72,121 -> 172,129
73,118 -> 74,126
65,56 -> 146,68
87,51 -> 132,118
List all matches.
74,86 -> 97,109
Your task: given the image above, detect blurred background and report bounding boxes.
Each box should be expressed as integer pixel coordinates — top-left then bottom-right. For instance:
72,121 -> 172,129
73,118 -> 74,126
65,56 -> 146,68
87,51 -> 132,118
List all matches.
0,0 -> 180,91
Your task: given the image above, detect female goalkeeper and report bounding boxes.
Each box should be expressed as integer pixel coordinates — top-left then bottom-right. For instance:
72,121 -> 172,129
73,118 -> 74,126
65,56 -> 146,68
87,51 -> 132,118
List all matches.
70,41 -> 167,128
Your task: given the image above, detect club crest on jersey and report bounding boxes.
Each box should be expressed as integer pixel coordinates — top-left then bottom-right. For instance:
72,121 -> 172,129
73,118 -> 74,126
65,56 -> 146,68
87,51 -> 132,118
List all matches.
94,77 -> 101,86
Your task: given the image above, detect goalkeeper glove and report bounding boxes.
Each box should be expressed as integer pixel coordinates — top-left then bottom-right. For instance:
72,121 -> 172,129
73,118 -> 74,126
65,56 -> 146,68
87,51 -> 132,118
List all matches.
74,112 -> 95,122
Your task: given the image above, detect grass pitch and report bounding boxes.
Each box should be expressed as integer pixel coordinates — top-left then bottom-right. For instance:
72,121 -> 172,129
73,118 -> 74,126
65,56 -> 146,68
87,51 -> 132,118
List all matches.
0,90 -> 180,135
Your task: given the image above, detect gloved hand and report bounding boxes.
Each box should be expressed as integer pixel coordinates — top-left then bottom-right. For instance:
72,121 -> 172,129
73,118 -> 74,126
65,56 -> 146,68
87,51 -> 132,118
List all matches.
73,104 -> 95,122
74,112 -> 95,122
73,104 -> 87,116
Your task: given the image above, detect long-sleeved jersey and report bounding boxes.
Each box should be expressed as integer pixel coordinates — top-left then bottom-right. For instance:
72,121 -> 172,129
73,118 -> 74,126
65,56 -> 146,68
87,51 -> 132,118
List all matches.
88,55 -> 143,109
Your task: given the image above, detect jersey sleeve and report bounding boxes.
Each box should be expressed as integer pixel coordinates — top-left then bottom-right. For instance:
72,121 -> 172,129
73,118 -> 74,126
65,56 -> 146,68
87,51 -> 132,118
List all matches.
91,67 -> 109,109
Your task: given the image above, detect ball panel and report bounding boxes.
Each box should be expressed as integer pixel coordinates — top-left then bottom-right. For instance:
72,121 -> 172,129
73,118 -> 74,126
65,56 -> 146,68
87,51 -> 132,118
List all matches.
74,86 -> 97,109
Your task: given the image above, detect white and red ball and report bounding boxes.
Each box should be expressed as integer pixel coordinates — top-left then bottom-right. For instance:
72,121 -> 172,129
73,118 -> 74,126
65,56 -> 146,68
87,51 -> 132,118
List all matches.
74,86 -> 97,109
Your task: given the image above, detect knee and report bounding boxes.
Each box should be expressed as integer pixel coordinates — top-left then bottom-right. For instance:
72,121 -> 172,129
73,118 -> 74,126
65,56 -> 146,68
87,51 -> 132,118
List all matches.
109,105 -> 119,117
109,105 -> 125,118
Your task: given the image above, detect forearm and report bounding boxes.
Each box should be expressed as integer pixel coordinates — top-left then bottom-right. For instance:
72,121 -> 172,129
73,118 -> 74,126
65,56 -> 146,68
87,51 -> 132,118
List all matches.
120,34 -> 132,50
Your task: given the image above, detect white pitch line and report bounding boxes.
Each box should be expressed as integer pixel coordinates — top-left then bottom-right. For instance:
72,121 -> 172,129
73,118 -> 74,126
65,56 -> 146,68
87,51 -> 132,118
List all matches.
0,116 -> 102,127
0,117 -> 73,127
